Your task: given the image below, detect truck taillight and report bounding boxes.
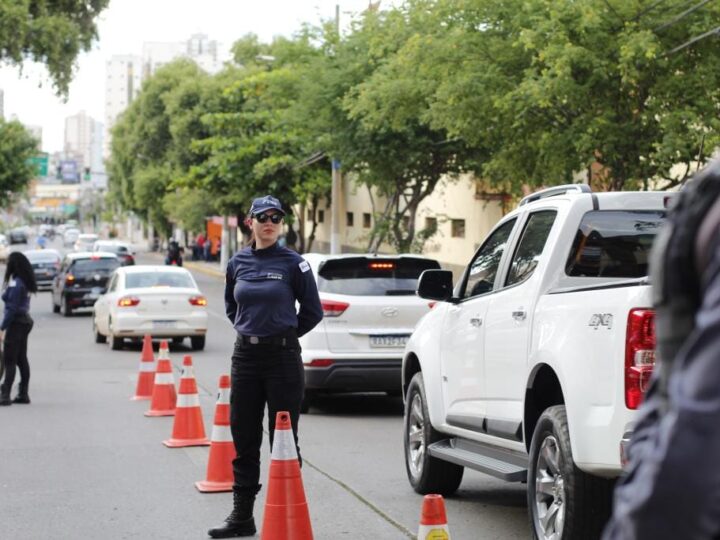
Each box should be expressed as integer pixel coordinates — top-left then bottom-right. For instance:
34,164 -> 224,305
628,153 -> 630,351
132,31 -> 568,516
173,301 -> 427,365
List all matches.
321,300 -> 349,317
625,308 -> 656,410
118,296 -> 140,307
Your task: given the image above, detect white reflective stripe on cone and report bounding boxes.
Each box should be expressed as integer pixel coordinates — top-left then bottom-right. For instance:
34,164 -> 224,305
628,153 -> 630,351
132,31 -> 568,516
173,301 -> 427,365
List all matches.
417,525 -> 450,539
211,425 -> 233,443
139,363 -> 155,372
271,429 -> 297,461
154,373 -> 175,385
177,394 -> 200,408
216,388 -> 230,404
181,367 -> 195,379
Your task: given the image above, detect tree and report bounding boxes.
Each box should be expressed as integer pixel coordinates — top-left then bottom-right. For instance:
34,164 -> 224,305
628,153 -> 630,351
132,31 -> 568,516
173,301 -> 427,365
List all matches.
0,118 -> 39,207
401,0 -> 720,191
0,0 -> 110,96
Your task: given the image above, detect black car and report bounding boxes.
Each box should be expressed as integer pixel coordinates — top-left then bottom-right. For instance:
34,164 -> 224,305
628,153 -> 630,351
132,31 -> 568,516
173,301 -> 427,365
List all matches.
8,227 -> 28,244
25,249 -> 62,290
52,252 -> 121,316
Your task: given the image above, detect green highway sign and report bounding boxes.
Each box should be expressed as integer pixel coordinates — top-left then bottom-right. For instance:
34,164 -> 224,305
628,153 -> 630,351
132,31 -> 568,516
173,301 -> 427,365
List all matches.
29,154 -> 49,177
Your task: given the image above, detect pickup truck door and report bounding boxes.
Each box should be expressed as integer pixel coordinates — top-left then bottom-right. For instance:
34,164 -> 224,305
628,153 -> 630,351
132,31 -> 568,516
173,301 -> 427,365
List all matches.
483,210 -> 558,440
441,218 -> 517,428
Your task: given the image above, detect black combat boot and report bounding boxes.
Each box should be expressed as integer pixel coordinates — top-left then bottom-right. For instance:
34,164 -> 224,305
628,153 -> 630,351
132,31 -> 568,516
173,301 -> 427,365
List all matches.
12,394 -> 30,404
208,486 -> 260,538
0,392 -> 11,406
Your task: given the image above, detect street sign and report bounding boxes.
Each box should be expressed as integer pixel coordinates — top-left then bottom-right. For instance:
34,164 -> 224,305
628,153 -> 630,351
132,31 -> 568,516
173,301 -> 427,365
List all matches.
60,160 -> 79,183
28,154 -> 49,177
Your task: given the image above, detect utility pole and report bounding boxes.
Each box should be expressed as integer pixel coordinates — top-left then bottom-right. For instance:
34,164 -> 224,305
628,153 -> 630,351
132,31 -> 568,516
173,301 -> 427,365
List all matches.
330,4 -> 343,254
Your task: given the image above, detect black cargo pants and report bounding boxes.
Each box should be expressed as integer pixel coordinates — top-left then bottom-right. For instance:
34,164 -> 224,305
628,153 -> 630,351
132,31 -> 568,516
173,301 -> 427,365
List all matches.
1,317 -> 34,397
229,333 -> 304,492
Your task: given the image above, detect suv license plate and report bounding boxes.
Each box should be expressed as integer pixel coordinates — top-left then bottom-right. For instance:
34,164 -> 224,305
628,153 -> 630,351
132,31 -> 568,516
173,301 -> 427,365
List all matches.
370,335 -> 409,348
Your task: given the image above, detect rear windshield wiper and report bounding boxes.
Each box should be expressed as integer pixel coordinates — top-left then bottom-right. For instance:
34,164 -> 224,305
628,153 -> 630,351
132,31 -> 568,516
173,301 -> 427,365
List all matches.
385,289 -> 416,296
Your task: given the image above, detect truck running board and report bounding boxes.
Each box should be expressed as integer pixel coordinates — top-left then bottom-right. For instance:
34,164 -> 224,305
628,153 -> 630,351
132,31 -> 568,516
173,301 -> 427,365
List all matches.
428,438 -> 528,482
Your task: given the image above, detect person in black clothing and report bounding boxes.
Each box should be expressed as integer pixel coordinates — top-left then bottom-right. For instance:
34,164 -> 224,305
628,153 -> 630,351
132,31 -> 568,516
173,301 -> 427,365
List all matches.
165,239 -> 183,266
0,252 -> 37,406
208,195 -> 323,539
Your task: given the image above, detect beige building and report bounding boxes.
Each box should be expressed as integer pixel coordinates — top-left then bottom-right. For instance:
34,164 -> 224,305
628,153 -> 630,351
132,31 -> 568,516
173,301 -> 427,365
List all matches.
301,174 -> 508,275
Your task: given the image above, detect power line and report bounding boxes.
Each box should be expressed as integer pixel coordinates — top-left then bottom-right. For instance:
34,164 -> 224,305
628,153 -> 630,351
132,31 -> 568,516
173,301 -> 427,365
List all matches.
654,0 -> 715,32
666,24 -> 720,53
633,0 -> 672,21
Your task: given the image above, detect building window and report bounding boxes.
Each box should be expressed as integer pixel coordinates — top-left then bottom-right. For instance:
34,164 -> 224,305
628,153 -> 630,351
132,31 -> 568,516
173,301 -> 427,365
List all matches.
346,212 -> 354,227
318,210 -> 325,223
451,219 -> 465,238
307,208 -> 314,221
363,213 -> 371,228
425,217 -> 437,233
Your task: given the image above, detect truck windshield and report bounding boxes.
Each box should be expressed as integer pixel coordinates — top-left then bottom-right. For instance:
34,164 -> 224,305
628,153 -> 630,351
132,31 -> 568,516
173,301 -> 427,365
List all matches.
565,210 -> 665,278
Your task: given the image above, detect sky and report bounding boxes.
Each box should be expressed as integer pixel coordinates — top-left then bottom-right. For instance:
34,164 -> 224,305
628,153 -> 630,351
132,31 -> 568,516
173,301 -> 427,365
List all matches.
0,0 -> 395,154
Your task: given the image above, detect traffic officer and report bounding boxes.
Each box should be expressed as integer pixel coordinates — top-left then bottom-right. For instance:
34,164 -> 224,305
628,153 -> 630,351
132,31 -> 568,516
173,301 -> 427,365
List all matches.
604,159 -> 720,539
209,195 -> 323,539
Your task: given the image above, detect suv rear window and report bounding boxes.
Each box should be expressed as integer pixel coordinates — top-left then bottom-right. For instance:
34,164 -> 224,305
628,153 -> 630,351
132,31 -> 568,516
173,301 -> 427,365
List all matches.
565,210 -> 665,278
317,257 -> 441,296
71,258 -> 120,273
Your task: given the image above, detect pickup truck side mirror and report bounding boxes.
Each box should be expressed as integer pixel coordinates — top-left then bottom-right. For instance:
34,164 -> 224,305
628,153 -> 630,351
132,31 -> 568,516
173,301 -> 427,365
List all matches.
417,269 -> 455,302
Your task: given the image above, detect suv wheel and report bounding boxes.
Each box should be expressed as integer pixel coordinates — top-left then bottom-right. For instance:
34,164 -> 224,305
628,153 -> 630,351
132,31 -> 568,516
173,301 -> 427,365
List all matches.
403,372 -> 464,495
190,336 -> 205,351
93,315 -> 107,344
528,405 -> 613,540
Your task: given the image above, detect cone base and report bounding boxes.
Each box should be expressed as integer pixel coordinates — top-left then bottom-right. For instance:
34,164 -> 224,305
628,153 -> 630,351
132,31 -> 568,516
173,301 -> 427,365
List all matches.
145,409 -> 176,417
130,395 -> 152,401
195,480 -> 233,493
261,503 -> 313,540
163,437 -> 210,447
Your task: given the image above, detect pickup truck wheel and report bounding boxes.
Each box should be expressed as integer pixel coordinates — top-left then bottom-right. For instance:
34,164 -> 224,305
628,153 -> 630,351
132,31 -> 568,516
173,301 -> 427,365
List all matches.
404,372 -> 464,495
528,405 -> 613,540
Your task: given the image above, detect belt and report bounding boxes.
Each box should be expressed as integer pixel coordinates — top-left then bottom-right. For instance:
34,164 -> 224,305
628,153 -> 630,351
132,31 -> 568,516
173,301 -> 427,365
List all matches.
238,334 -> 294,346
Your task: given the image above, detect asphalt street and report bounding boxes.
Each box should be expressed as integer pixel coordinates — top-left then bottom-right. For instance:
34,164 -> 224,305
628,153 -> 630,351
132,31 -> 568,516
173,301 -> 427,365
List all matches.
0,241 -> 530,539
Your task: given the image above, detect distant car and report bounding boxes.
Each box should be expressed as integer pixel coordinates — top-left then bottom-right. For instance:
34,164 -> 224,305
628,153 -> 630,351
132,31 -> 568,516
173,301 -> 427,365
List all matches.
38,224 -> 55,238
51,252 -> 121,316
25,249 -> 62,290
298,253 -> 442,412
74,233 -> 99,252
8,227 -> 28,244
92,265 -> 208,351
93,240 -> 135,266
63,228 -> 80,247
0,234 -> 9,262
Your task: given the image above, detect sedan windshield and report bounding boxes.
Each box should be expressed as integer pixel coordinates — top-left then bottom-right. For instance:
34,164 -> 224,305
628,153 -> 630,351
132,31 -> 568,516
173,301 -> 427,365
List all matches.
125,272 -> 195,289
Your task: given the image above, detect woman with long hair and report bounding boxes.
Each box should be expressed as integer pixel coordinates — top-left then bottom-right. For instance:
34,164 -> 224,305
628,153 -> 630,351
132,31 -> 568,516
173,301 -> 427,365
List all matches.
0,251 -> 37,406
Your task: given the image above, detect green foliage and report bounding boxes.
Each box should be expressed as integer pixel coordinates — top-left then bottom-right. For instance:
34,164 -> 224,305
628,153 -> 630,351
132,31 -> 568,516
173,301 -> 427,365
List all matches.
0,0 -> 110,96
0,118 -> 39,207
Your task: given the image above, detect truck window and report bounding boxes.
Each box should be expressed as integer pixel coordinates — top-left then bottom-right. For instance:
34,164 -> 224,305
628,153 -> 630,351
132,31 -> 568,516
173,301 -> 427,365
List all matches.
506,211 -> 557,287
565,210 -> 665,278
462,218 -> 517,299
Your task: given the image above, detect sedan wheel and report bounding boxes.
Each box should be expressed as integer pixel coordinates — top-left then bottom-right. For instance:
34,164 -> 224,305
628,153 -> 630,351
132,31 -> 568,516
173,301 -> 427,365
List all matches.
93,315 -> 107,344
108,319 -> 123,350
61,296 -> 72,317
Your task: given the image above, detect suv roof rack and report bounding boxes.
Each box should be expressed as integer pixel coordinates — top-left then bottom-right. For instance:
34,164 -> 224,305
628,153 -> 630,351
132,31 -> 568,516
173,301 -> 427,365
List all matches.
519,183 -> 591,206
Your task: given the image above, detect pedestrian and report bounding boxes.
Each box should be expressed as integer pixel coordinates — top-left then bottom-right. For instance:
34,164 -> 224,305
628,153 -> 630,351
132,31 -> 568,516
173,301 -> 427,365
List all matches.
0,252 -> 37,406
603,159 -> 720,539
195,232 -> 206,261
208,195 -> 323,538
204,237 -> 212,262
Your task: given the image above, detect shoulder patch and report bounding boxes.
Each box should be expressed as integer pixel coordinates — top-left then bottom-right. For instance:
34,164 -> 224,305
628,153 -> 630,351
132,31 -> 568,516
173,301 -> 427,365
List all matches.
299,260 -> 310,273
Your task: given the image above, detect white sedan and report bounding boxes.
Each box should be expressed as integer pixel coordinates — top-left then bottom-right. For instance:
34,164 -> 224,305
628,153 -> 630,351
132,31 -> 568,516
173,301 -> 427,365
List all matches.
92,265 -> 208,351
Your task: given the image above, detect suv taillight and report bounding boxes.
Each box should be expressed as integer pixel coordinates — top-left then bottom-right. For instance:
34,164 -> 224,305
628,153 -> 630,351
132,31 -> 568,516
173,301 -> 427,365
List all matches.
321,300 -> 349,317
625,309 -> 656,409
118,296 -> 140,307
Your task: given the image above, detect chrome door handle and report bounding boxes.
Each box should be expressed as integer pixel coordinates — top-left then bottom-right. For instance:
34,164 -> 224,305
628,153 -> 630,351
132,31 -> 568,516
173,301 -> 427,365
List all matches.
512,310 -> 526,321
470,317 -> 483,327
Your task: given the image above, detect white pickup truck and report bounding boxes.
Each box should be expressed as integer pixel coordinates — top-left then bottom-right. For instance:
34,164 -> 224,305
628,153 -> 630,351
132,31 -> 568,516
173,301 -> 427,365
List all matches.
402,185 -> 668,540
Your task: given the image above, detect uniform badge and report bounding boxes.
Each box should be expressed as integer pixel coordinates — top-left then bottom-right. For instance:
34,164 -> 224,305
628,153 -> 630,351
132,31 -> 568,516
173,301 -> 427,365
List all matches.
299,260 -> 310,273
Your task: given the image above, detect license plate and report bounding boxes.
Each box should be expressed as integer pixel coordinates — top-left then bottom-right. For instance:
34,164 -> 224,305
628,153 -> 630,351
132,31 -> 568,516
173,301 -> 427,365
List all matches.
153,320 -> 176,328
369,335 -> 409,348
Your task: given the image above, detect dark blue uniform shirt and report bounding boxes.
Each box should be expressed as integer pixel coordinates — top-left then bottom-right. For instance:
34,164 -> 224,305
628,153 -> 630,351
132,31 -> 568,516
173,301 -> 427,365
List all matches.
224,243 -> 323,338
1,277 -> 31,331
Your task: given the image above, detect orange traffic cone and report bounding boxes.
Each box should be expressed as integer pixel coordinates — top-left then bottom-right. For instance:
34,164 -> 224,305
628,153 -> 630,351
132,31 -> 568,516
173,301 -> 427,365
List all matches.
195,375 -> 235,493
163,356 -> 209,447
417,494 -> 451,540
261,411 -> 313,540
131,334 -> 155,400
144,341 -> 176,417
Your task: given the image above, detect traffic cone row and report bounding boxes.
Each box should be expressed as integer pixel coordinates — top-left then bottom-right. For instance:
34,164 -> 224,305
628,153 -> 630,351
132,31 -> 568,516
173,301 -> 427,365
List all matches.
195,374 -> 235,493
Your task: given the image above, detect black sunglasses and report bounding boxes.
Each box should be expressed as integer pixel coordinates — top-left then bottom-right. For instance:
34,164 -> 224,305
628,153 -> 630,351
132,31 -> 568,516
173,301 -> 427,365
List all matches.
254,212 -> 283,224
